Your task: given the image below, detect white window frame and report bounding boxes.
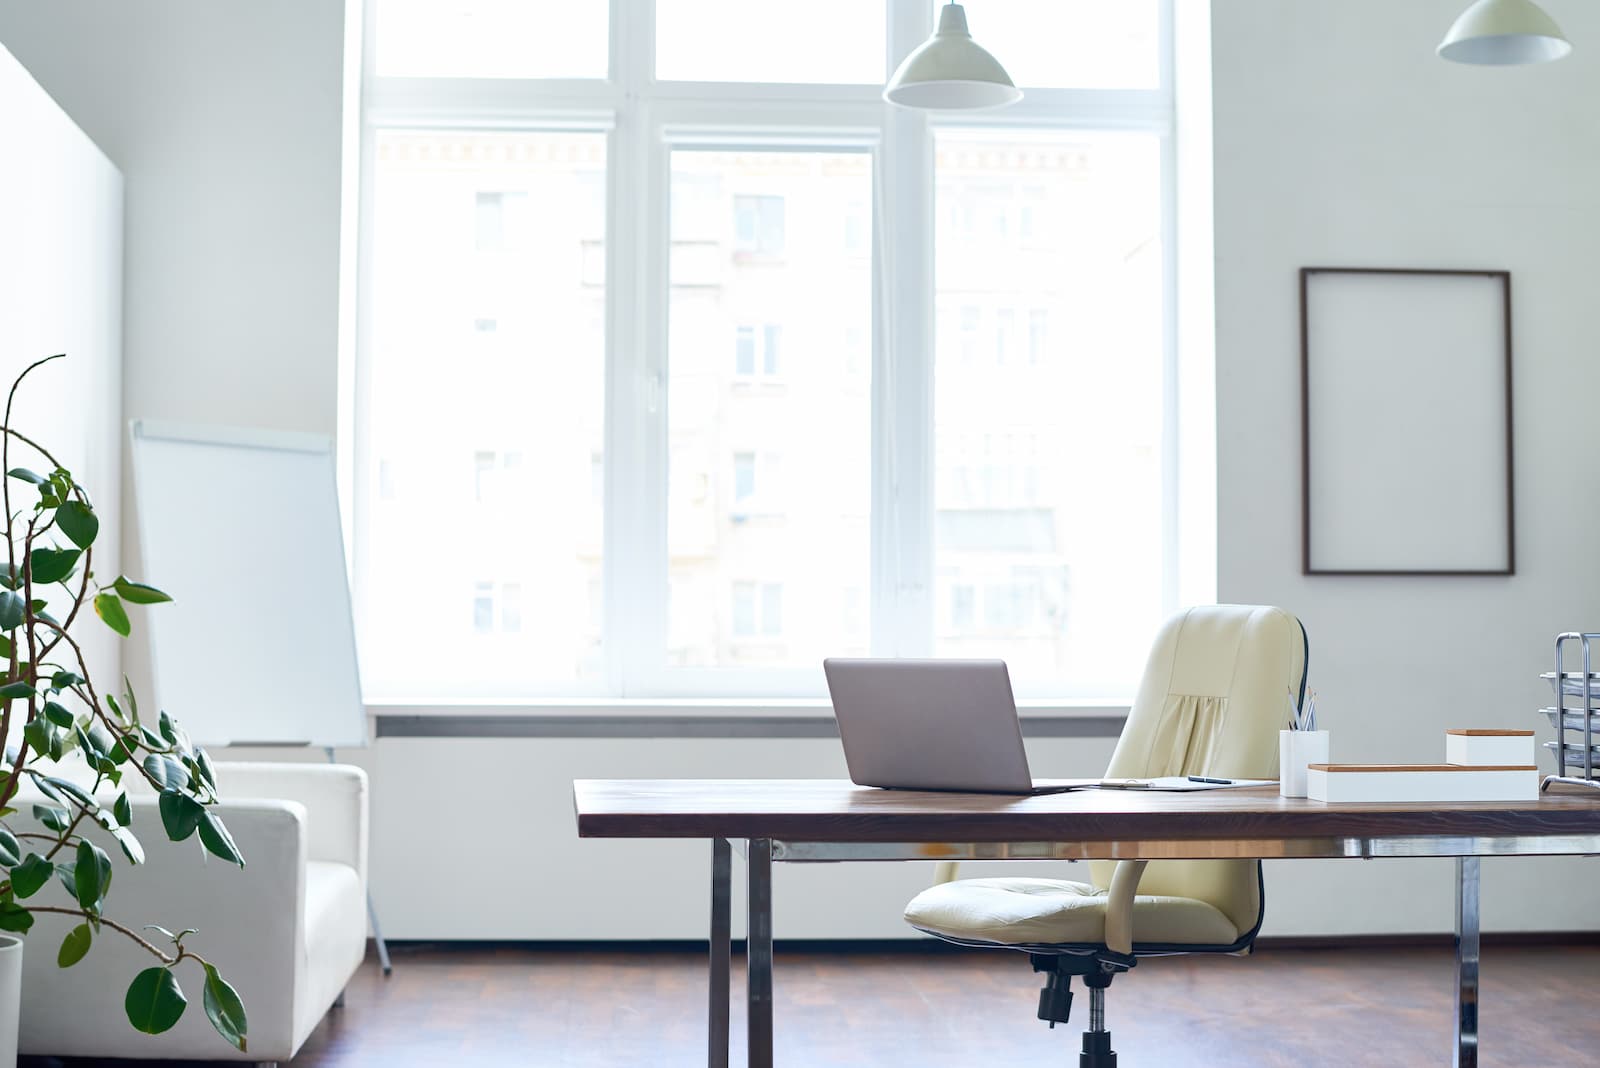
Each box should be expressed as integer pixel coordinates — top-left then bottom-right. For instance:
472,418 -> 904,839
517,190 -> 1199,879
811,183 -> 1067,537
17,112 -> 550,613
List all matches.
353,0 -> 1179,702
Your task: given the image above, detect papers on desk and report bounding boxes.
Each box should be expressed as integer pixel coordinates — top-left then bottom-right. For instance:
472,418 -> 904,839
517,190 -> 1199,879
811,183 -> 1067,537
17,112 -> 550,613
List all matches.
1094,777 -> 1277,792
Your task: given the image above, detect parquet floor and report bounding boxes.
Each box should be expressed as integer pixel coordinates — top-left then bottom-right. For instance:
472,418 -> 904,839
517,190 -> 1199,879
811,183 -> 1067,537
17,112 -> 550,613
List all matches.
22,941 -> 1600,1066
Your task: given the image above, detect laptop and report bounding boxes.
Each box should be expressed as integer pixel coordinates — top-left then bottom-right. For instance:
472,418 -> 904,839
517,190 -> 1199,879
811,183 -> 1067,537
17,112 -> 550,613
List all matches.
823,658 -> 1089,795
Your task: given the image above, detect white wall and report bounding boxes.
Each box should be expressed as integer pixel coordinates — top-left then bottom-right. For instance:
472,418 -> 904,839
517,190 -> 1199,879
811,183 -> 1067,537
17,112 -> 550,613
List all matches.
3,0 -> 1596,942
0,41 -> 121,690
0,1 -> 349,437
1214,0 -> 1600,933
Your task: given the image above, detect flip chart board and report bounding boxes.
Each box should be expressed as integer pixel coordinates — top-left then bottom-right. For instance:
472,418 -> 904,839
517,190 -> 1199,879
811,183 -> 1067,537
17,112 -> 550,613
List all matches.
129,420 -> 366,748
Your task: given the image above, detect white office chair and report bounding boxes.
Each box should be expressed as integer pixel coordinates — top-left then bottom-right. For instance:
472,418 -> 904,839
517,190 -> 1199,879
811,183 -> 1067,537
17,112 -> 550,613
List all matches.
904,605 -> 1307,1067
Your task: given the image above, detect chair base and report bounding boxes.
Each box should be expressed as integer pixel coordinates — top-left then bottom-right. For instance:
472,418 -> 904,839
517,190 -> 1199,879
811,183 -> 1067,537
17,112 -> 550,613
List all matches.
1033,954 -> 1123,1066
1080,1028 -> 1116,1068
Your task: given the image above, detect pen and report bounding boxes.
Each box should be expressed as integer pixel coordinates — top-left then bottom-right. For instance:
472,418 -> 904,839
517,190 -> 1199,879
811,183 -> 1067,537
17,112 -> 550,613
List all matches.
1187,776 -> 1234,785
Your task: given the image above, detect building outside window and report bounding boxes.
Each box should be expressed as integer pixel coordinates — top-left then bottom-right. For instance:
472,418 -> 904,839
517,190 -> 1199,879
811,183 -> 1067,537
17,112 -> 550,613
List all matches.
733,194 -> 786,257
356,0 -> 1183,701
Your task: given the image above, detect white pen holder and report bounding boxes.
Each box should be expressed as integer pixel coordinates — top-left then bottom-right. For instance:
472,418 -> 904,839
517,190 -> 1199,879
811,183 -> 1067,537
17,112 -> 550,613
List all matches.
1279,730 -> 1329,798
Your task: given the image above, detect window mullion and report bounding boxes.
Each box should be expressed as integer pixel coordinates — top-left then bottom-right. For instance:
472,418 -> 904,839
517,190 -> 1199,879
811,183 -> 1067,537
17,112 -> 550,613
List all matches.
876,106 -> 935,659
604,0 -> 667,696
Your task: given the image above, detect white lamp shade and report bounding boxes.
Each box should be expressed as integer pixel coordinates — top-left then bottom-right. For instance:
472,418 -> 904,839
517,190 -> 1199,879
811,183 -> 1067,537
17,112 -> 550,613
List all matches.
1438,0 -> 1572,65
884,4 -> 1022,110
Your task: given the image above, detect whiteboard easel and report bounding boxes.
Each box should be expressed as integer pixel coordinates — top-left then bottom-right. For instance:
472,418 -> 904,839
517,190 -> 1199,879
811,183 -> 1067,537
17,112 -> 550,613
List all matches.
129,420 -> 366,749
130,420 -> 392,973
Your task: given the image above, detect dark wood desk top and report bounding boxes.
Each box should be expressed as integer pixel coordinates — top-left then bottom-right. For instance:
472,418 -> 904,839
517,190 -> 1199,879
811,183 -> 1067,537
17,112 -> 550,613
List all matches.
573,779 -> 1600,843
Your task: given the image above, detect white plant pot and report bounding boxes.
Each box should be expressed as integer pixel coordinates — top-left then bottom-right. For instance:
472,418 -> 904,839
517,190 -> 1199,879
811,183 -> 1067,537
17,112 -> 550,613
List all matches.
0,934 -> 19,1066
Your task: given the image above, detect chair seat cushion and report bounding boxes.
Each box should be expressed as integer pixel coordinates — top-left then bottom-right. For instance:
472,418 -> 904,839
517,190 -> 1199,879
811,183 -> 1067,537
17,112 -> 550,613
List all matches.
904,877 -> 1241,948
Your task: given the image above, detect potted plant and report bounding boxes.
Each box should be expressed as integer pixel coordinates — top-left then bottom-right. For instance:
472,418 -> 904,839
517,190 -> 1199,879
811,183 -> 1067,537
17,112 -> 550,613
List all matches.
0,355 -> 248,1054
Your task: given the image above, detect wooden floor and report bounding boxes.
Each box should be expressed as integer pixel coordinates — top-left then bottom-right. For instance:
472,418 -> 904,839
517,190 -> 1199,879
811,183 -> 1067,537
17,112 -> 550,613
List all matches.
23,941 -> 1600,1066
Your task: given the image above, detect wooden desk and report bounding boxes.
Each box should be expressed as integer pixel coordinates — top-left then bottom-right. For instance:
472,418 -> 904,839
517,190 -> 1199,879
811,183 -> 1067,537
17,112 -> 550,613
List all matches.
574,779 -> 1600,1068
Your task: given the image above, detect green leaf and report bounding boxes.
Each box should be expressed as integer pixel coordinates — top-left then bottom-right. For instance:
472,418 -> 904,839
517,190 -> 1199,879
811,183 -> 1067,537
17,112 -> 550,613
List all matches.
201,963 -> 248,1052
0,902 -> 33,934
0,565 -> 16,592
55,501 -> 98,550
198,811 -> 244,868
20,719 -> 50,758
41,775 -> 95,811
28,547 -> 80,585
32,803 -> 68,833
111,824 -> 144,865
125,967 -> 187,1035
193,748 -> 217,791
113,792 -> 132,828
87,723 -> 115,758
6,468 -> 44,485
42,700 -> 74,728
0,681 -> 33,700
57,922 -> 92,967
10,853 -> 52,898
142,754 -> 189,792
93,592 -> 130,637
0,828 -> 18,867
113,578 -> 172,606
73,839 -> 111,913
158,710 -> 177,745
50,670 -> 84,692
158,791 -> 204,842
0,591 -> 22,631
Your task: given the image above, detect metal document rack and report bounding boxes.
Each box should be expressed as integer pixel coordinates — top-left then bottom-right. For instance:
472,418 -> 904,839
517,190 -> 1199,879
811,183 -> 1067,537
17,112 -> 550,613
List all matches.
1540,632 -> 1600,792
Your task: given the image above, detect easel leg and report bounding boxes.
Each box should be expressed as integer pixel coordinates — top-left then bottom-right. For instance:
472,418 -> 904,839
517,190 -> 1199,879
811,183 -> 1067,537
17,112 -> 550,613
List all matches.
327,747 -> 393,977
368,892 -> 393,976
1454,856 -> 1480,1068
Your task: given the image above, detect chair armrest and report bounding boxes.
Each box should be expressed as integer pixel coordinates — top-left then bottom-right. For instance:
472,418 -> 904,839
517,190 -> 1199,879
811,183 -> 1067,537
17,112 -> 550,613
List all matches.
1103,859 -> 1149,956
213,762 -> 367,878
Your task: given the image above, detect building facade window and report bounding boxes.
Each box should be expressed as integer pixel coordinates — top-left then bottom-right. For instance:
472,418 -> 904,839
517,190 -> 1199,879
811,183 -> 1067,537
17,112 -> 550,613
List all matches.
356,0 -> 1180,700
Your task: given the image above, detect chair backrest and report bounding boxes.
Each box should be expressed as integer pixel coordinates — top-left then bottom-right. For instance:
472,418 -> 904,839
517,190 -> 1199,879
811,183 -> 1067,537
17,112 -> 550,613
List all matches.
1088,605 -> 1306,941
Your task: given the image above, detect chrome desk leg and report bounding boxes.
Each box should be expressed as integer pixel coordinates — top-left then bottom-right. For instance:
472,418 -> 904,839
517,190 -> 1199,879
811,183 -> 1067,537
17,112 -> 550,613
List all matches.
709,838 -> 731,1068
748,838 -> 774,1068
1455,856 -> 1480,1068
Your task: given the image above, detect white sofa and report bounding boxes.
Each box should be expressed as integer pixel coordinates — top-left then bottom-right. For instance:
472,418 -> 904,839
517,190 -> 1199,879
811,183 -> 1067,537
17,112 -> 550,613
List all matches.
16,762 -> 369,1065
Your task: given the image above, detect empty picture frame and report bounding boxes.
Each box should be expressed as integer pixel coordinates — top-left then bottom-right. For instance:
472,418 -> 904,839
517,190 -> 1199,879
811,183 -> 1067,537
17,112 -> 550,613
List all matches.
1300,267 -> 1514,576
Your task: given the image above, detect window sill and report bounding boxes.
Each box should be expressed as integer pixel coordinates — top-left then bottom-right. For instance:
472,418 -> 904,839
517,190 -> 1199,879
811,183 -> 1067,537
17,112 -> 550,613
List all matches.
366,698 -> 1131,739
368,697 -> 1129,719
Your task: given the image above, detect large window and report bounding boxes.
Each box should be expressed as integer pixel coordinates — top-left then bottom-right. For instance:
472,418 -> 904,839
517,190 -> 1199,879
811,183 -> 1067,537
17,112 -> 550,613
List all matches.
356,0 -> 1181,701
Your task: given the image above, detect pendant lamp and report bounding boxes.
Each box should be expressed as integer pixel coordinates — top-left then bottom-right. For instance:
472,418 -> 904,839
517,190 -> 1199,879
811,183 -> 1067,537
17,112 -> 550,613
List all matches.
884,3 -> 1021,110
1438,0 -> 1572,65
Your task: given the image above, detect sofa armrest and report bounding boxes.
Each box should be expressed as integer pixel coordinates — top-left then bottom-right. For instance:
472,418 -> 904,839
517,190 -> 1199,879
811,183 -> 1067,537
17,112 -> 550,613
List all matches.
213,762 -> 367,879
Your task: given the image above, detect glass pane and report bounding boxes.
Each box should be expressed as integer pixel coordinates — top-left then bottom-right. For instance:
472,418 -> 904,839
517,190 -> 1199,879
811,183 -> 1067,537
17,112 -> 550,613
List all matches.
364,130 -> 607,695
657,0 -> 885,83
667,149 -> 872,670
933,0 -> 1160,90
375,0 -> 608,79
934,130 -> 1164,694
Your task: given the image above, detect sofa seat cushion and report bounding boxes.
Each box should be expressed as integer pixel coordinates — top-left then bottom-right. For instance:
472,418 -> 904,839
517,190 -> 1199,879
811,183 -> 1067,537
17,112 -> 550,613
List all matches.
904,877 -> 1240,947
